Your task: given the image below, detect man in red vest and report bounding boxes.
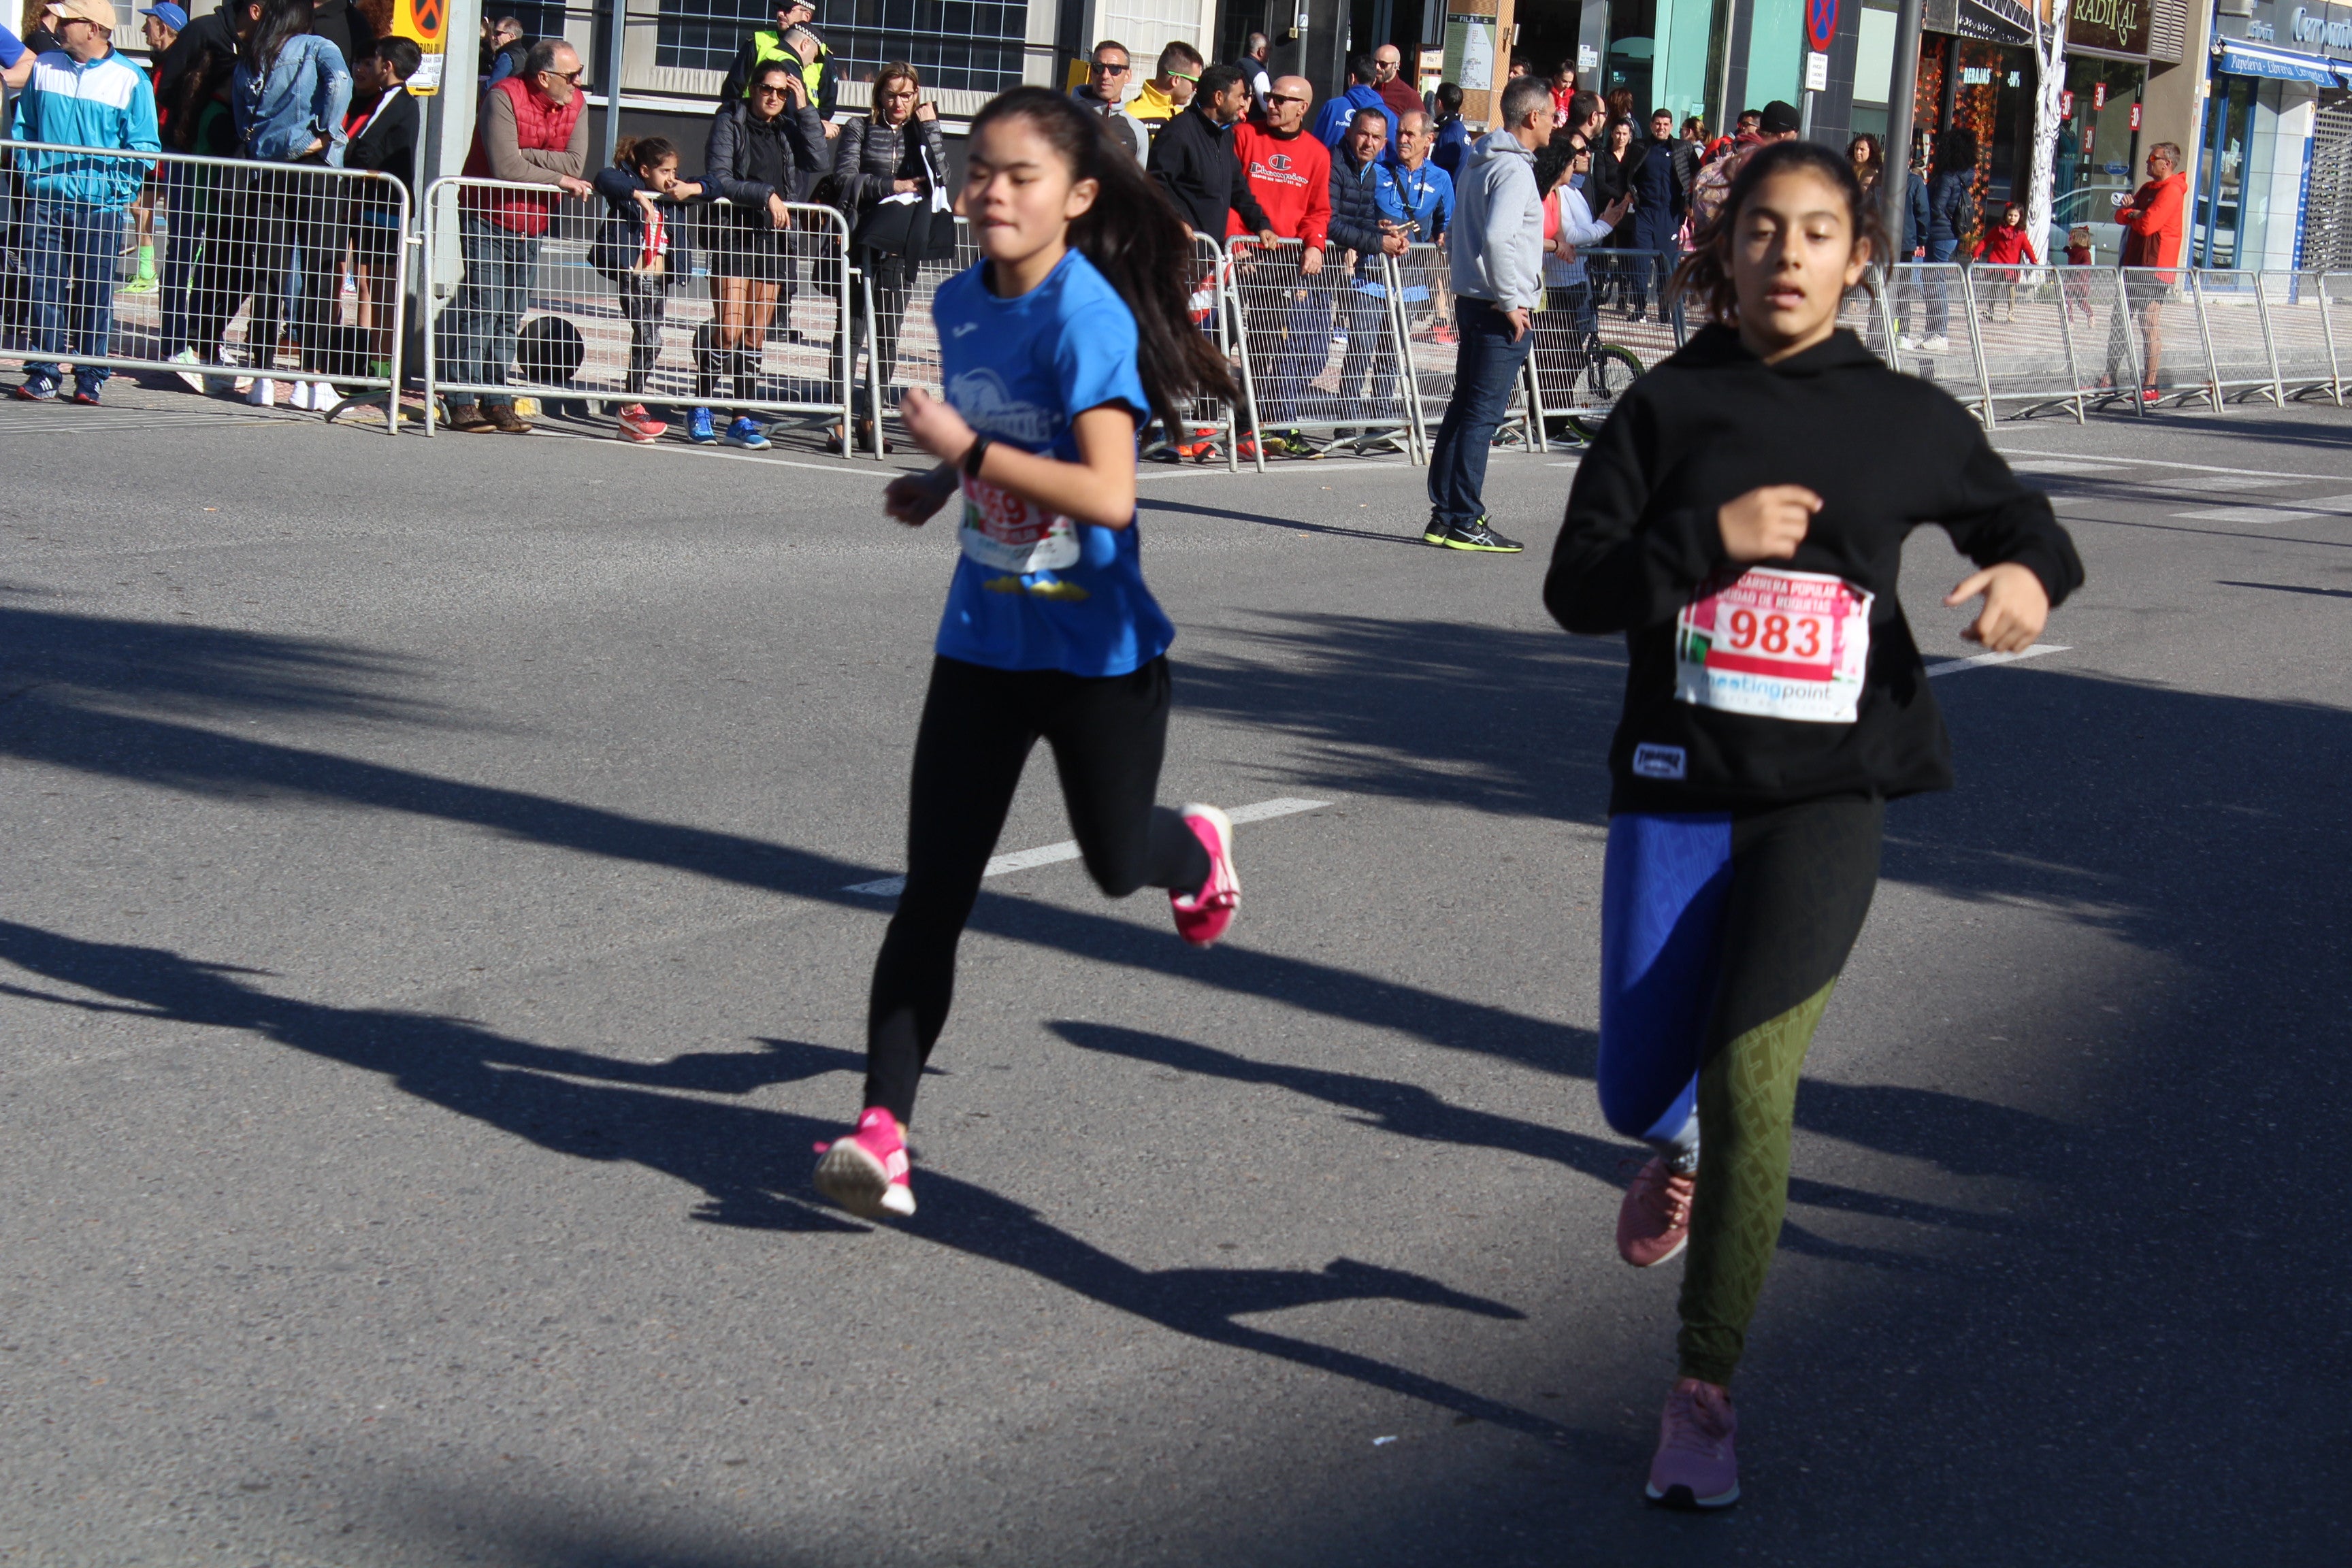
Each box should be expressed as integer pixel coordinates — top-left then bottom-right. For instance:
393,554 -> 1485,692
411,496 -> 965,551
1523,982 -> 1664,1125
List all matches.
2113,140 -> 2187,404
441,37 -> 593,434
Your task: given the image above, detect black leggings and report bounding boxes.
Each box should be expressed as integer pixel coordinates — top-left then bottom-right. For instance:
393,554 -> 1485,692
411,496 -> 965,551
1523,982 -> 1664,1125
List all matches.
864,655 -> 1213,1123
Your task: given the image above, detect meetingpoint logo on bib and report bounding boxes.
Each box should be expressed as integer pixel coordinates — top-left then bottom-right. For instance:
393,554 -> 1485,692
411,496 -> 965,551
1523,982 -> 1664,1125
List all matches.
1674,566 -> 1872,725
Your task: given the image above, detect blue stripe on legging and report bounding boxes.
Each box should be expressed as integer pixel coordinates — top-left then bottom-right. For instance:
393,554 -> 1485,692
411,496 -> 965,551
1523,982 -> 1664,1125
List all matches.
1597,811 -> 1734,1153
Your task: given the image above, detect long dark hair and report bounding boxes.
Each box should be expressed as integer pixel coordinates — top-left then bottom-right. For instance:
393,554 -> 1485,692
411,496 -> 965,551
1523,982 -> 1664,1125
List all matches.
1671,139 -> 1876,327
240,0 -> 312,76
965,86 -> 1237,442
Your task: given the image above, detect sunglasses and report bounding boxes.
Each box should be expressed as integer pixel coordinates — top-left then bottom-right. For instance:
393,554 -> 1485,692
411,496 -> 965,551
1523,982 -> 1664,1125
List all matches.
542,67 -> 585,84
1170,70 -> 1200,84
1092,61 -> 1130,74
755,82 -> 793,95
1267,93 -> 1305,105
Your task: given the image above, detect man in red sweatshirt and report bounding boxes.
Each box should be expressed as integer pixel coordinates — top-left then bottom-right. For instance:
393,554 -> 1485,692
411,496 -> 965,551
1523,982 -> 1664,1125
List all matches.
1229,74 -> 1329,450
2112,140 -> 2187,403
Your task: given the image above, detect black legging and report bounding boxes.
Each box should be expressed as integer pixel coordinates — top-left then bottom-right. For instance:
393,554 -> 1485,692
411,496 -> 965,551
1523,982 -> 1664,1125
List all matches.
832,246 -> 909,419
864,654 -> 1213,1122
184,165 -> 341,372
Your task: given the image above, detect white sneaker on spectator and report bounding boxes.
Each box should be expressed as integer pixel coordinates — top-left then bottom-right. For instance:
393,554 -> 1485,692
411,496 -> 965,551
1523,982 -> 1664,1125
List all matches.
1896,334 -> 1918,350
1921,333 -> 1949,351
247,377 -> 274,408
168,347 -> 205,393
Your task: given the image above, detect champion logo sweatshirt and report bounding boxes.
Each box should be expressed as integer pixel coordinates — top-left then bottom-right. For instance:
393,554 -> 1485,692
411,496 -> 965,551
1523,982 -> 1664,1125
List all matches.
1544,325 -> 2085,813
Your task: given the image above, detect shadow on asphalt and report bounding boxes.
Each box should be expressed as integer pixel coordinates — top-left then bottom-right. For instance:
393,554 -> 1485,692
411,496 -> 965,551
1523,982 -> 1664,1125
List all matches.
0,917 -> 1596,1460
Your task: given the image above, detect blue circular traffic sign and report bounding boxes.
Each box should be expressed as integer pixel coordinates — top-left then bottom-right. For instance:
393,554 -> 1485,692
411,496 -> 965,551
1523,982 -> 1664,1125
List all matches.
1808,0 -> 1839,52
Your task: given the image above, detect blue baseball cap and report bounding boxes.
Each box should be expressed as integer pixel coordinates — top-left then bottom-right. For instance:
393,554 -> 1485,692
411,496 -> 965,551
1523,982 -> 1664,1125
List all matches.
141,3 -> 189,28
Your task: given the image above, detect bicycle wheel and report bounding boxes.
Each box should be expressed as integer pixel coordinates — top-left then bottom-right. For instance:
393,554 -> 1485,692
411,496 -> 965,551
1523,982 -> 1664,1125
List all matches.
1566,344 -> 1645,440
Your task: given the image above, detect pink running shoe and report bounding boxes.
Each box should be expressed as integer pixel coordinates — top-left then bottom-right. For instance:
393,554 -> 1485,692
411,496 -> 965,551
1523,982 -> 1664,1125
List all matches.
1169,803 -> 1239,947
813,1107 -> 915,1218
1646,1377 -> 1739,1509
616,403 -> 667,443
1616,1155 -> 1696,1267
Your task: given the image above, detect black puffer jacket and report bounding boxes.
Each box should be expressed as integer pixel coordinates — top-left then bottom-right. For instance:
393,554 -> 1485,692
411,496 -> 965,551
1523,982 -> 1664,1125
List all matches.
706,97 -> 828,210
832,112 -> 949,219
1327,143 -> 1388,279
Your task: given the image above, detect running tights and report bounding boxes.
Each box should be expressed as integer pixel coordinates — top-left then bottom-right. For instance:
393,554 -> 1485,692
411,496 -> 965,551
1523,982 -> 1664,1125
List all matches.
1597,796 -> 1883,1386
864,655 -> 1213,1124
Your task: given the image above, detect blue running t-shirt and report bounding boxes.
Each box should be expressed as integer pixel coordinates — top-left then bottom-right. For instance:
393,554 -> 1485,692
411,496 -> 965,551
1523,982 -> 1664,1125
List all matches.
930,249 -> 1173,677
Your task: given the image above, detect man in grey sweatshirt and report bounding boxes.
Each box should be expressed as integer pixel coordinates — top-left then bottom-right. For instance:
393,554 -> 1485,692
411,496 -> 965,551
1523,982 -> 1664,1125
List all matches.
1423,74 -> 1552,552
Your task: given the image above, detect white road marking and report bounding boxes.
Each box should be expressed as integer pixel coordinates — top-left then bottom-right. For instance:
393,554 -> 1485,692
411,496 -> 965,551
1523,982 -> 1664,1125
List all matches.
1994,446 -> 2319,480
1925,644 -> 2070,677
2170,505 -> 2318,525
843,797 -> 1335,896
2006,459 -> 2125,474
2155,473 -> 2298,491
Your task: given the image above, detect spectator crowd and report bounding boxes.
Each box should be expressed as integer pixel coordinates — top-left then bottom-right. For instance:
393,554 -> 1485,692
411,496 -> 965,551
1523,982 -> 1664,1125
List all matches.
0,11 -> 2195,435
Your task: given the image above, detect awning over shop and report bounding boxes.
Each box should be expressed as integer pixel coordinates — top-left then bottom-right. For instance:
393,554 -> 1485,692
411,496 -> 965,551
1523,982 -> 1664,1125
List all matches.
2215,40 -> 2341,86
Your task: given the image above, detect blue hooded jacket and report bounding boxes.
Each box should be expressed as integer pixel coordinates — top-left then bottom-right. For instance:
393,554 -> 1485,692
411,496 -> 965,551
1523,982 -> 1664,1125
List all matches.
233,33 -> 352,165
1312,82 -> 1396,151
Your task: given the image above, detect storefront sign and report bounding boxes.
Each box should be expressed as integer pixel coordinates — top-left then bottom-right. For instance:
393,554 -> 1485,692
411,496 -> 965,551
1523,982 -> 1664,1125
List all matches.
2069,0 -> 2149,56
2291,7 -> 2352,48
2093,81 -> 2106,109
2060,88 -> 2074,117
1953,0 -> 2034,47
2217,38 -> 2342,83
2129,102 -> 2141,129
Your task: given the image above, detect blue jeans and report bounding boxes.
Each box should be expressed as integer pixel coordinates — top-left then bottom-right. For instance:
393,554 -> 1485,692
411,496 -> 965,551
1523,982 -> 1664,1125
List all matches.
1925,237 -> 1958,337
157,163 -> 210,356
438,216 -> 538,408
24,198 -> 126,389
1426,295 -> 1534,530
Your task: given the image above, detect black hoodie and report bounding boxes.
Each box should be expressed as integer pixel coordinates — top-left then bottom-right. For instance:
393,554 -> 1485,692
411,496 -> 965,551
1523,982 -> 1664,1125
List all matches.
1544,324 -> 2083,814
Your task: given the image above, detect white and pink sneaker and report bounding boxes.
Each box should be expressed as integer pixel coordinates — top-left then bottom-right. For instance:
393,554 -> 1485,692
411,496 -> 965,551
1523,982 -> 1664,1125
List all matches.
813,1107 -> 915,1218
1169,804 -> 1239,947
1646,1377 -> 1740,1509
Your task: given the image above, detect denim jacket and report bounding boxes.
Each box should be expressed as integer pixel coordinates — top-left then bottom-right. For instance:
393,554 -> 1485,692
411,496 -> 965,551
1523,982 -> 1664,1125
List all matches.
233,34 -> 352,165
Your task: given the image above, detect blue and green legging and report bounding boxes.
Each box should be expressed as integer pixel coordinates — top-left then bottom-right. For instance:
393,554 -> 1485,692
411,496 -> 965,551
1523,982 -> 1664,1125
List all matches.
1598,795 -> 1884,1386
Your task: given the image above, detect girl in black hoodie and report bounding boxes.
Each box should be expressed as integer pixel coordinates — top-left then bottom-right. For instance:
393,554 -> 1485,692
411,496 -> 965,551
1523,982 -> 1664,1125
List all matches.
1544,140 -> 2082,1510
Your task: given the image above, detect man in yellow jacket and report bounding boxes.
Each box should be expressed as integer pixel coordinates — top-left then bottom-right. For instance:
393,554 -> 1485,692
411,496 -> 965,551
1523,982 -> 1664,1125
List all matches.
1126,39 -> 1202,137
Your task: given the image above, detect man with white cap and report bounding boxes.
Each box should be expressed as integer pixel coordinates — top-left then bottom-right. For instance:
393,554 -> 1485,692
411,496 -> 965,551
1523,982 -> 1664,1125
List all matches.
10,0 -> 160,405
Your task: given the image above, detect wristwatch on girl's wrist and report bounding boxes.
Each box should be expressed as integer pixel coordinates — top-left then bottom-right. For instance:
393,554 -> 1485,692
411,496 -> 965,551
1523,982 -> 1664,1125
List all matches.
961,434 -> 992,480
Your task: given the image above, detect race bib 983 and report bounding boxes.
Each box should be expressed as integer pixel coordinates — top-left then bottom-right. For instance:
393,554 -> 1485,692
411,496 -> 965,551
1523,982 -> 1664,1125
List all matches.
1673,566 -> 1873,725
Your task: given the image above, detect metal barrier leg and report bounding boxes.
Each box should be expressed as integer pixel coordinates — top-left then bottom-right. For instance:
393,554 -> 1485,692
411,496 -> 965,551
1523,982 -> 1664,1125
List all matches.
2191,272 -> 2225,411
1958,265 -> 1995,425
2325,276 -> 2347,406
2051,267 -> 2087,423
2251,274 -> 2287,407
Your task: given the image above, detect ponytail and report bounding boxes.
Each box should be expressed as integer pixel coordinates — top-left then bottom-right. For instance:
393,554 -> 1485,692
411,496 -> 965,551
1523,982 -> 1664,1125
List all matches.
967,86 -> 1238,441
615,135 -> 678,174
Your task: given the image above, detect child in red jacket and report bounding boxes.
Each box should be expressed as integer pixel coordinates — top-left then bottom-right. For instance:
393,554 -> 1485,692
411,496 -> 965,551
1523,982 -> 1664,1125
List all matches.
2061,224 -> 2095,322
1975,201 -> 2040,321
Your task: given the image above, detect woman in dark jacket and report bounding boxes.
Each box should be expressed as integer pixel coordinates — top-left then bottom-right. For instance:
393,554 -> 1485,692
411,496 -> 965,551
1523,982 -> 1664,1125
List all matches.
1920,127 -> 1977,347
698,56 -> 827,447
1586,117 -> 1636,303
828,59 -> 947,451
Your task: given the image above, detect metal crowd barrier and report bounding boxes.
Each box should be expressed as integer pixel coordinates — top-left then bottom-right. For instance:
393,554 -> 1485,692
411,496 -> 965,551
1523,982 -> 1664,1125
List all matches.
2259,270 -> 2343,404
0,138 -> 408,430
1527,248 -> 1686,439
1224,234 -> 1418,465
1392,240 -> 1535,461
418,176 -> 851,439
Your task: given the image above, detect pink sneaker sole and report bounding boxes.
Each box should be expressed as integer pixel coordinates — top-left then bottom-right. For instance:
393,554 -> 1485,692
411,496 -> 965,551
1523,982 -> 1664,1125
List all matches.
1169,803 -> 1239,947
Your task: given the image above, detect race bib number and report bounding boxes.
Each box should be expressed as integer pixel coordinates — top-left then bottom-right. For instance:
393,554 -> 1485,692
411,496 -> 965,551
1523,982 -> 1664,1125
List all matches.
960,475 -> 1079,575
1673,567 -> 1873,725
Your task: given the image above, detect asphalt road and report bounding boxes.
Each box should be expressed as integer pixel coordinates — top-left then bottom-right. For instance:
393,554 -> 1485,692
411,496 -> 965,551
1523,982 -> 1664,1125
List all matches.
3,383 -> 2347,1567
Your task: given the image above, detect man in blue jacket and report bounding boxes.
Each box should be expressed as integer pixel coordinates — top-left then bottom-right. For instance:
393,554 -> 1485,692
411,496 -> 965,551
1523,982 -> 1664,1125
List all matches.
1318,105 -> 1409,430
10,0 -> 159,405
1311,55 -> 1394,150
1621,108 -> 1685,321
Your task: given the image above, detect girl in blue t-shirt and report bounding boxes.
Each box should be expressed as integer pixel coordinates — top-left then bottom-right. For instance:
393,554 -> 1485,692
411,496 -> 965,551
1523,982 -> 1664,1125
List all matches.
813,87 -> 1245,1222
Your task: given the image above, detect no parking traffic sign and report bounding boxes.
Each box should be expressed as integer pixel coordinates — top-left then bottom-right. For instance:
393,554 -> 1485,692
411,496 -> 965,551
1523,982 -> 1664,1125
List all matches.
1808,0 -> 1839,53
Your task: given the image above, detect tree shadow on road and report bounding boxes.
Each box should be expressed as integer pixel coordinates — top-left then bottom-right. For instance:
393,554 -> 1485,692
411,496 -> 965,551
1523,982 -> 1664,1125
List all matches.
0,917 -> 1595,1453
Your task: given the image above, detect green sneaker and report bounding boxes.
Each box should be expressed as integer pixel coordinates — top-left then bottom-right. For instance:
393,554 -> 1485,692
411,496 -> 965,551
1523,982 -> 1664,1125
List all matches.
1439,517 -> 1524,553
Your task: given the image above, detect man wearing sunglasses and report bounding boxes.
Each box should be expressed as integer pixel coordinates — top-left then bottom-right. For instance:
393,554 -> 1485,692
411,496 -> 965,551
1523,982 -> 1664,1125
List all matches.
1069,38 -> 1149,162
1128,39 -> 1201,137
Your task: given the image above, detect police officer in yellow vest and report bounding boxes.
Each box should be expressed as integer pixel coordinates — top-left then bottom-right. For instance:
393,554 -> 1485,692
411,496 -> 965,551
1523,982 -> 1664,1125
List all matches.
721,1 -> 836,120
